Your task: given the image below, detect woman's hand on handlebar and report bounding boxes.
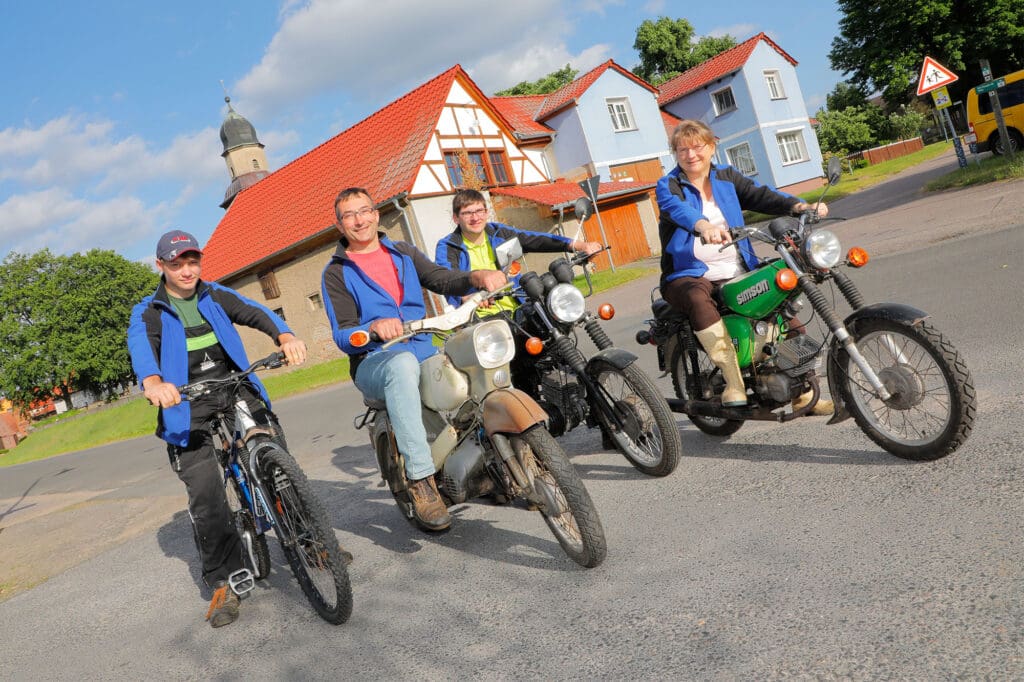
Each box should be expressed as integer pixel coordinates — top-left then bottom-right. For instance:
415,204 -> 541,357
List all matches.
695,219 -> 731,245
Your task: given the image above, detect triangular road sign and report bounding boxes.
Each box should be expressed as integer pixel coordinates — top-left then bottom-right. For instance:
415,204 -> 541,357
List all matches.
917,56 -> 959,96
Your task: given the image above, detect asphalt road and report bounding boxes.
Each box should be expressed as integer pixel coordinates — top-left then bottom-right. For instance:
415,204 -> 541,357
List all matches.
1,164 -> 1022,678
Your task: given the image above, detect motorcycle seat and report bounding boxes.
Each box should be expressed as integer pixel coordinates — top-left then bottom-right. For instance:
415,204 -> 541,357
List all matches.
362,396 -> 386,410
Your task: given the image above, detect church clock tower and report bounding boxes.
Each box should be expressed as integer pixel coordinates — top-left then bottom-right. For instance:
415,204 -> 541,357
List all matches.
219,96 -> 269,209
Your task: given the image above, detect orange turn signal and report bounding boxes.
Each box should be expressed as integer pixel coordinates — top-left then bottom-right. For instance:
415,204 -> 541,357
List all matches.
508,261 -> 522,276
847,247 -> 869,267
598,303 -> 615,320
349,329 -> 370,348
775,268 -> 798,291
525,337 -> 544,355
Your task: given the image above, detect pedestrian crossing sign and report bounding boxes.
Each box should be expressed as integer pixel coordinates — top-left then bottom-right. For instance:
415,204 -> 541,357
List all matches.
917,57 -> 958,96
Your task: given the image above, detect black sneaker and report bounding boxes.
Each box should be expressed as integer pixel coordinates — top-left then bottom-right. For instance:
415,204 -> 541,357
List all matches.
206,581 -> 240,628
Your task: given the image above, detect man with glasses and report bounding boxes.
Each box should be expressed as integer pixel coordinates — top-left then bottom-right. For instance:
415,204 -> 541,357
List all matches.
434,189 -> 601,313
321,187 -> 506,531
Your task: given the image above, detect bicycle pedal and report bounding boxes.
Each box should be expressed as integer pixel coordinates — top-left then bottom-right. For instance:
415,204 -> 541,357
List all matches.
228,568 -> 255,597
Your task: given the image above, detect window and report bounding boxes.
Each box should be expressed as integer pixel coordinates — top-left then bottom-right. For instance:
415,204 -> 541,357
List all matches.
258,271 -> 281,300
776,130 -> 809,164
307,292 -> 323,311
252,158 -> 261,170
764,70 -> 786,99
272,307 -> 286,321
725,143 -> 757,176
606,97 -> 637,131
712,87 -> 737,116
443,150 -> 512,188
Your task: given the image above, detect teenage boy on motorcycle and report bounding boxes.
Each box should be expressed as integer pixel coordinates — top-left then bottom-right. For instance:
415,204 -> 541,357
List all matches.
321,187 -> 507,532
657,119 -> 831,414
127,230 -> 308,628
434,188 -> 602,314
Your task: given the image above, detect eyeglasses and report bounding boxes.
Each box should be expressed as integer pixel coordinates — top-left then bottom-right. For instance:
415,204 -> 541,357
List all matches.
458,208 -> 488,219
675,142 -> 709,156
338,206 -> 376,223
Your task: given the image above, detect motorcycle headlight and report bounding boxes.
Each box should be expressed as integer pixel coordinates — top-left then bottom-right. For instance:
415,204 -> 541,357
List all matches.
547,283 -> 586,323
472,319 -> 515,369
803,229 -> 842,269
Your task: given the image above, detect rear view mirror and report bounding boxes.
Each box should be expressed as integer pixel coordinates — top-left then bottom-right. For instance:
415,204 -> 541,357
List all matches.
495,238 -> 522,271
826,157 -> 842,185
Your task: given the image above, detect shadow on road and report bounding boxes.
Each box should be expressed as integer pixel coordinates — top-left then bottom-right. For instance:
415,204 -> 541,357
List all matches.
675,429 -> 910,465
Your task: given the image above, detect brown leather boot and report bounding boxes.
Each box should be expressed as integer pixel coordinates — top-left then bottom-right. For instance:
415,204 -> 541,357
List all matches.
407,476 -> 451,531
205,581 -> 240,628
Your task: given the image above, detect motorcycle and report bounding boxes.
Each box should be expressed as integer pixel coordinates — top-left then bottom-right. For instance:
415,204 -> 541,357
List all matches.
505,247 -> 682,477
352,240 -> 607,568
636,157 -> 975,460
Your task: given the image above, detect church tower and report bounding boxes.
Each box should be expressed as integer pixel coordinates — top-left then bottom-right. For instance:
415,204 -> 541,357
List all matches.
219,96 -> 269,209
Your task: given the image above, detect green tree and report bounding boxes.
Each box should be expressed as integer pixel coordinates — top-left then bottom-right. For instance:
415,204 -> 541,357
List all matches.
826,81 -> 870,112
0,249 -> 159,411
494,64 -> 579,96
888,106 -> 929,140
632,17 -> 736,85
829,0 -> 1024,108
814,107 -> 877,155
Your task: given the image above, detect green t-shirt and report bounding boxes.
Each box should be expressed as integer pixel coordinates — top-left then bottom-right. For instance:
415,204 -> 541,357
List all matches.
464,236 -> 517,317
168,293 -> 230,380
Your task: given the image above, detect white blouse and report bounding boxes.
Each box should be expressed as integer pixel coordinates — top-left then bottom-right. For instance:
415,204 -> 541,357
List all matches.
692,195 -> 742,281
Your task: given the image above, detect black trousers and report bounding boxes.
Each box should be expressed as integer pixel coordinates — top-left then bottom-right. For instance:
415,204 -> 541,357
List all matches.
168,386 -> 273,587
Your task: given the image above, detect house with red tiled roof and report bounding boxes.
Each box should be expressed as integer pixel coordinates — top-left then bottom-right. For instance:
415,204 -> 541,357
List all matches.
201,64 -> 660,362
658,32 -> 824,195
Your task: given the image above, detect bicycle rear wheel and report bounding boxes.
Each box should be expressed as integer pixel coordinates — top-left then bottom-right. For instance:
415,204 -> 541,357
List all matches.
254,439 -> 353,624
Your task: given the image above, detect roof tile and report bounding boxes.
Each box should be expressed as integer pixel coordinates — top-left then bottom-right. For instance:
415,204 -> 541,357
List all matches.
536,60 -> 657,121
491,179 -> 653,208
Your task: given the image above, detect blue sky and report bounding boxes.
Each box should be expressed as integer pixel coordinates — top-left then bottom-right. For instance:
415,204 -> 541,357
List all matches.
0,0 -> 846,264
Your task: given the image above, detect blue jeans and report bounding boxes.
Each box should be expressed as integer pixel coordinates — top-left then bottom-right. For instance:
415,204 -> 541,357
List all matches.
354,350 -> 435,481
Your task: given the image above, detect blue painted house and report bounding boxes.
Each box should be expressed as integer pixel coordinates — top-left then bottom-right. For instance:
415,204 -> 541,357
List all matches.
658,33 -> 825,194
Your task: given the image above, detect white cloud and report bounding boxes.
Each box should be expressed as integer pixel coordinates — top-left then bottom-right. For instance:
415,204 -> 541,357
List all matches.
471,43 -> 612,94
707,23 -> 757,40
233,0 -> 574,115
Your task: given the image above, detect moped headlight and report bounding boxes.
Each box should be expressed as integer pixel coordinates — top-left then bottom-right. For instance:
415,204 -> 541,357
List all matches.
472,319 -> 515,369
547,283 -> 586,323
804,229 -> 842,269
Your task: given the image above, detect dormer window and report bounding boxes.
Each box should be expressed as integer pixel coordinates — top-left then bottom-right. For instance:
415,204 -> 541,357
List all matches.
764,70 -> 787,99
712,87 -> 737,116
252,159 -> 260,170
606,97 -> 637,132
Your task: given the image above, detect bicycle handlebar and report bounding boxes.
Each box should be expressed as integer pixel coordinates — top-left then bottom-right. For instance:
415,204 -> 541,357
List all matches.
177,352 -> 286,399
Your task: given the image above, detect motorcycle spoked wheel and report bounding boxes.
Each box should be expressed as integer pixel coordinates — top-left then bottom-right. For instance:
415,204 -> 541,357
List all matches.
837,319 -> 975,460
500,429 -> 607,568
669,345 -> 744,437
589,360 -> 681,477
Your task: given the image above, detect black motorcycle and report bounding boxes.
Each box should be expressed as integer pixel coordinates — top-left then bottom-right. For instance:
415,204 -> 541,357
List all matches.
505,246 -> 682,477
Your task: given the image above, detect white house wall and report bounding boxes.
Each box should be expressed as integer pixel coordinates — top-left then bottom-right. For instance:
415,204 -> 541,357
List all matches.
547,106 -> 593,178
412,80 -> 549,195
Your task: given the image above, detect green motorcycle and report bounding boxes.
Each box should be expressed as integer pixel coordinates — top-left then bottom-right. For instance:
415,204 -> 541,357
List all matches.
636,158 -> 975,460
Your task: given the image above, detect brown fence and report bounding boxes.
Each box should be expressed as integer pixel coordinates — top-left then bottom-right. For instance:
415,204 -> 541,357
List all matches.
847,137 -> 924,165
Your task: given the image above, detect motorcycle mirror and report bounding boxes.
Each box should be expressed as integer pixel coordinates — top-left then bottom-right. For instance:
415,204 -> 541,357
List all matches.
494,238 -> 523,272
826,156 -> 842,186
573,197 -> 594,222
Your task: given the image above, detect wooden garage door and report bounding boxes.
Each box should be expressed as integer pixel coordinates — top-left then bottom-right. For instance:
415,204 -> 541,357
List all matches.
580,199 -> 651,271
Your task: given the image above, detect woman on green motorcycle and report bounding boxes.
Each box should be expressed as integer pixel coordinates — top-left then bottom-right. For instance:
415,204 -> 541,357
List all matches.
656,119 -> 829,412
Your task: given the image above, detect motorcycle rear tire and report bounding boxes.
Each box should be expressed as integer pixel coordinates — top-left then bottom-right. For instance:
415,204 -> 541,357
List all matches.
590,360 -> 681,477
669,346 -> 744,437
509,429 -> 607,568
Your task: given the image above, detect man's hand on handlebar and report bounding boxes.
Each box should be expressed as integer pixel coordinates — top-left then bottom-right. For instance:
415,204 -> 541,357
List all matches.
369,317 -> 405,341
142,376 -> 182,409
793,201 -> 829,219
573,240 -> 603,256
469,268 -> 507,294
277,332 -> 307,366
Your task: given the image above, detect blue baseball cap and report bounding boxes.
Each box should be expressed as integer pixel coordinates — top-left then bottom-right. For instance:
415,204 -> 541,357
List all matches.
156,230 -> 203,261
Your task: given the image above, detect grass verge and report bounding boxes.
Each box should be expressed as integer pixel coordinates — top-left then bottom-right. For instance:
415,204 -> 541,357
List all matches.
925,151 -> 1024,190
1,356 -> 352,467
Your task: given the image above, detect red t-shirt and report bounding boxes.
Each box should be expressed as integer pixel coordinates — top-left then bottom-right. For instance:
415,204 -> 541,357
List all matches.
347,247 -> 404,304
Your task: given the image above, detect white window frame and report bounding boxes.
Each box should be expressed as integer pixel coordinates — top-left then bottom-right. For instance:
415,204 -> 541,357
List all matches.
725,142 -> 757,176
711,87 -> 737,116
764,70 -> 786,100
776,129 -> 809,165
606,97 -> 637,132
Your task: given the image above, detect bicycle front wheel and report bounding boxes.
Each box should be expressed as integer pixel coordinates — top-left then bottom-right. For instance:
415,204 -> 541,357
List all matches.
254,439 -> 353,624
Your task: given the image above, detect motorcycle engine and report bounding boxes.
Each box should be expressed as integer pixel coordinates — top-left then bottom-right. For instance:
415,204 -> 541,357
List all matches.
753,335 -> 823,403
539,373 -> 586,436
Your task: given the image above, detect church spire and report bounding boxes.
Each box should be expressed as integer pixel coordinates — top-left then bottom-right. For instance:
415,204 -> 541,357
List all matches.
218,89 -> 269,209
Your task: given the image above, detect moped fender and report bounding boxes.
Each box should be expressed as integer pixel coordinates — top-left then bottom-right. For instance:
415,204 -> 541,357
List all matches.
585,347 -> 637,374
482,388 -> 549,437
825,302 -> 929,425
